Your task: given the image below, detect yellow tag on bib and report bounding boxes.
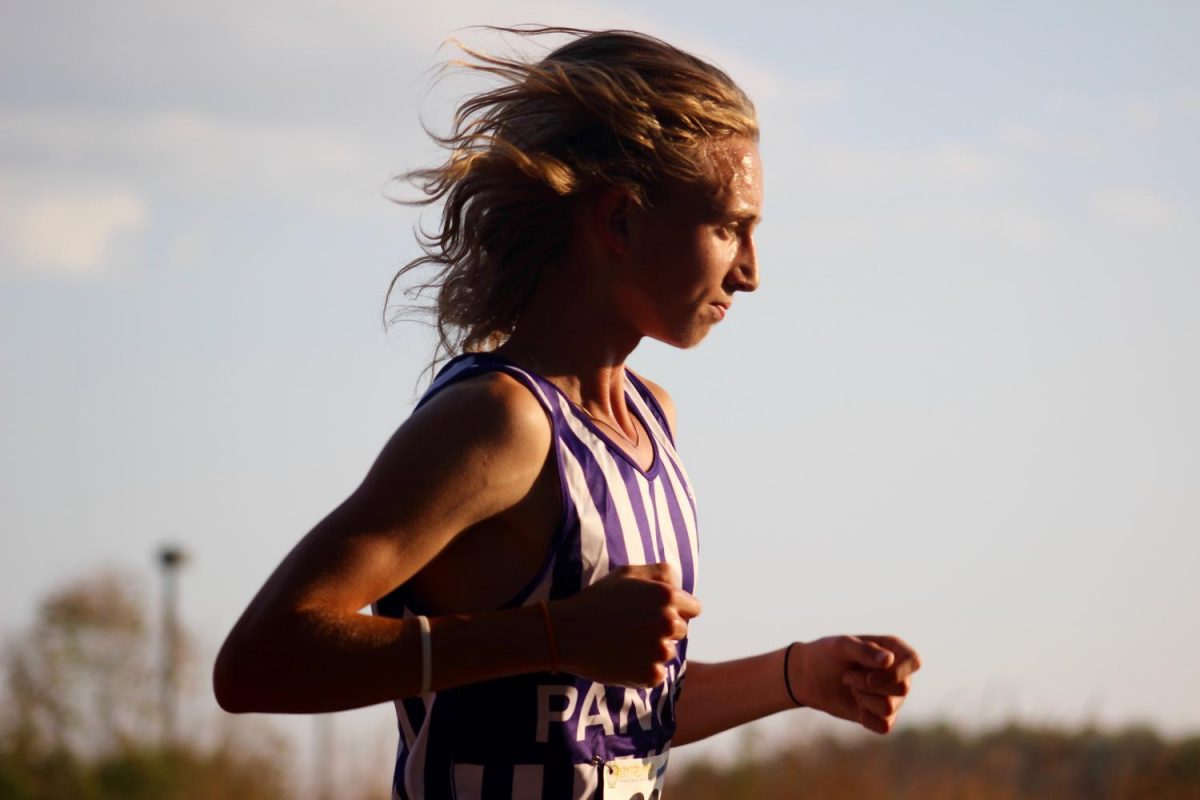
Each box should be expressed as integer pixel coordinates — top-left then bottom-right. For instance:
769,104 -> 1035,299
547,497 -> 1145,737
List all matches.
601,749 -> 669,800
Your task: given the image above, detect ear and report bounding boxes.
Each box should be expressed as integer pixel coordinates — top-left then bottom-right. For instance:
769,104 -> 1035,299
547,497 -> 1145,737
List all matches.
590,187 -> 635,257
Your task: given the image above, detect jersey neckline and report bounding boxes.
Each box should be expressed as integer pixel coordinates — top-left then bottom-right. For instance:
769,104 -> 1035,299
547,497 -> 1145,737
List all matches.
464,351 -> 663,480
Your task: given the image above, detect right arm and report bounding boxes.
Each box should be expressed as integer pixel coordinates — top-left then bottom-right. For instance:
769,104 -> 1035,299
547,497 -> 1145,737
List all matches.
213,374 -> 699,714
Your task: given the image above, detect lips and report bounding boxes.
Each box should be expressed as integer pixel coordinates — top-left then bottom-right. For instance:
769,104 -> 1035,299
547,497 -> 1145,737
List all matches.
711,302 -> 729,320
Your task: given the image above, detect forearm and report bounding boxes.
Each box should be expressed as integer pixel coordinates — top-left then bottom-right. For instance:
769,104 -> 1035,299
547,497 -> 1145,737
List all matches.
214,603 -> 554,714
672,647 -> 799,746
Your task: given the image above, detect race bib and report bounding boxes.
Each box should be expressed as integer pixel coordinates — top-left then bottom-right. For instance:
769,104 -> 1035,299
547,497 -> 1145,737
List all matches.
600,749 -> 669,800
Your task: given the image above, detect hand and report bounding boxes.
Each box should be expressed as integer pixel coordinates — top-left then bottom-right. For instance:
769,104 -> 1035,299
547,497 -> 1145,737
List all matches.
788,634 -> 921,734
551,563 -> 701,689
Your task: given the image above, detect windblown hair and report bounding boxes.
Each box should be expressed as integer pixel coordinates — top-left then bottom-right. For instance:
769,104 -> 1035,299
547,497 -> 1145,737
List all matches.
386,25 -> 758,380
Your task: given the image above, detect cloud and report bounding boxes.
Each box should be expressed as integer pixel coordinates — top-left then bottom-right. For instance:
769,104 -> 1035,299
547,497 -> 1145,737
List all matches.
4,188 -> 147,274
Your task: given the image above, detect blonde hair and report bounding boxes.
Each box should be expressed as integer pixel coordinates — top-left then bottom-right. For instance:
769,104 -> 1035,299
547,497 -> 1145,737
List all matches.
386,25 -> 758,380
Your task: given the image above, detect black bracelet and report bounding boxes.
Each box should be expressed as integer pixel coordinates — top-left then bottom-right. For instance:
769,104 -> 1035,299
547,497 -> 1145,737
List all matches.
783,642 -> 804,707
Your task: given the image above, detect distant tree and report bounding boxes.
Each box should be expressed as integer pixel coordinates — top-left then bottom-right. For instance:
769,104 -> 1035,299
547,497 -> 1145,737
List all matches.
0,568 -> 291,799
668,721 -> 1200,799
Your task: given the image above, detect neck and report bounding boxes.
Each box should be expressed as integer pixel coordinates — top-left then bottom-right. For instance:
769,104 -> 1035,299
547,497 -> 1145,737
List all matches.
496,254 -> 642,424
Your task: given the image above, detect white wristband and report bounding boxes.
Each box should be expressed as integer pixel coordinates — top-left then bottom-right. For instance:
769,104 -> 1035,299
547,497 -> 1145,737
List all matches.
417,615 -> 432,696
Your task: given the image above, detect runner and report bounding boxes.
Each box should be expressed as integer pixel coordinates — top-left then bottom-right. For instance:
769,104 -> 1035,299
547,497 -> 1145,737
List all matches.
214,26 -> 921,799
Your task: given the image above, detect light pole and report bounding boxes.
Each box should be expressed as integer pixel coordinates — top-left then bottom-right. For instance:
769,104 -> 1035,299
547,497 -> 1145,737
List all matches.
158,544 -> 187,748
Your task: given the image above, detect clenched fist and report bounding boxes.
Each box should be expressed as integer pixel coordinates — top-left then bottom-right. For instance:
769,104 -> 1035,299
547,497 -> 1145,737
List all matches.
787,634 -> 921,734
551,563 -> 701,688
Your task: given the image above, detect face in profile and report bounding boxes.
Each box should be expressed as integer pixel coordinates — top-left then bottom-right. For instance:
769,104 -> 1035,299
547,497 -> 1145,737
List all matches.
619,135 -> 764,349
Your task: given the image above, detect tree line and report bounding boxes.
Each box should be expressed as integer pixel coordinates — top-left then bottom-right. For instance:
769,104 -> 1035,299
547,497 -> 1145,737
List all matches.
2,568 -> 1197,799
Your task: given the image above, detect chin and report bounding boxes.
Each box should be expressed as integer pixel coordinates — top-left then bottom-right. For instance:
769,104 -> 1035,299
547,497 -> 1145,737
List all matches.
652,327 -> 711,350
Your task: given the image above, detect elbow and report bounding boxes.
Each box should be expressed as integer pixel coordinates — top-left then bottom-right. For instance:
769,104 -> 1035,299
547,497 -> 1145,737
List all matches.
213,634 -> 261,714
212,644 -> 246,713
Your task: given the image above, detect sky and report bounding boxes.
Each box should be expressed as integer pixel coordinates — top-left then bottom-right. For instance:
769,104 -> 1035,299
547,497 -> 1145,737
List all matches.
2,0 -> 1199,791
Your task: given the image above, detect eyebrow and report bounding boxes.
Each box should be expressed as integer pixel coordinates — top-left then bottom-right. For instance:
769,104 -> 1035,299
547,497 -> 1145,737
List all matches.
729,212 -> 762,225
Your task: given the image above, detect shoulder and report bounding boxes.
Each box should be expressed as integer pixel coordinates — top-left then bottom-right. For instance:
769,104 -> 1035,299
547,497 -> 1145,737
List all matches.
626,367 -> 677,438
407,369 -> 552,460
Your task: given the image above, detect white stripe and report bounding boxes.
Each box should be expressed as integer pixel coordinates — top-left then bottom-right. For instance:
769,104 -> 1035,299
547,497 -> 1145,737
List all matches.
624,375 -> 676,456
385,606 -> 417,748
558,438 -> 609,584
512,764 -> 545,799
452,763 -> 484,800
393,699 -> 416,750
556,395 -> 650,567
498,363 -> 556,410
402,694 -> 433,800
573,762 -> 600,798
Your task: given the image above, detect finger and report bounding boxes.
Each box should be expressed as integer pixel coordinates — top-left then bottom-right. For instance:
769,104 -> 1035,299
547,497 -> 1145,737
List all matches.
669,615 -> 689,640
845,667 -> 914,696
629,561 -> 682,588
841,635 -> 893,669
863,675 -> 912,698
851,687 -> 899,719
860,635 -> 922,673
841,668 -> 870,692
859,708 -> 894,735
672,588 -> 702,620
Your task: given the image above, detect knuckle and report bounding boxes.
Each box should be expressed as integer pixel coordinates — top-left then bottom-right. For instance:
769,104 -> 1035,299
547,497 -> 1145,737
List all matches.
647,582 -> 672,604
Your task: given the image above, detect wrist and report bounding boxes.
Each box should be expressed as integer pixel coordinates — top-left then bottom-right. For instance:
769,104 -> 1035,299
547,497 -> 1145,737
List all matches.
783,641 -> 806,708
536,600 -> 560,673
545,599 -> 578,674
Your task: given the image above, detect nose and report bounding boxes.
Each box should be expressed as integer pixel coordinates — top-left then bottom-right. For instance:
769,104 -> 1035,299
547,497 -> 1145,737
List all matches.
726,234 -> 759,293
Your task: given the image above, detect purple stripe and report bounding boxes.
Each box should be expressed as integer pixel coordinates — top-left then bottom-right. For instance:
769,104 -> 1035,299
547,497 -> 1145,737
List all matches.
558,419 -> 625,570
611,456 -> 657,564
655,467 -> 696,595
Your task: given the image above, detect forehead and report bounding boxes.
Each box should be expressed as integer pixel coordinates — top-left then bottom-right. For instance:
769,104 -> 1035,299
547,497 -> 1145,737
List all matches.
660,136 -> 763,218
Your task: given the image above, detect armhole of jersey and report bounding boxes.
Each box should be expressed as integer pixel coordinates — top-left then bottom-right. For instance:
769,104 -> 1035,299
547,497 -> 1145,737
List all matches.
626,369 -> 676,447
377,354 -> 574,617
484,363 -> 574,611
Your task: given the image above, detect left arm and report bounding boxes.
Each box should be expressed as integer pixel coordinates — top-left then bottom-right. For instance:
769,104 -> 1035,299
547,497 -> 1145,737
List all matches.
673,635 -> 922,745
672,650 -> 793,746
630,372 -> 923,745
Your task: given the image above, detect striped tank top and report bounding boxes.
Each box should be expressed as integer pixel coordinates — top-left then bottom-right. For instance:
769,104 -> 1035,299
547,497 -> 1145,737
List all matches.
373,351 -> 701,799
